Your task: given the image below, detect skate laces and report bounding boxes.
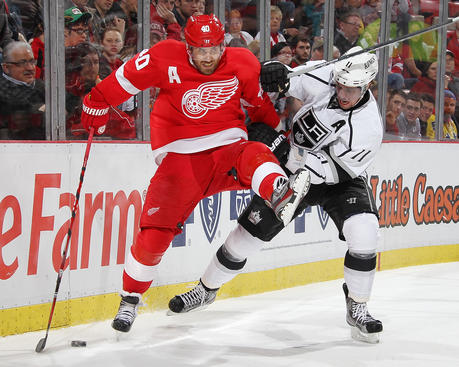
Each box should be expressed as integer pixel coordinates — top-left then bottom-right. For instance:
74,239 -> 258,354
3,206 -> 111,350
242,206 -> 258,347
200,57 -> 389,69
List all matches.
180,283 -> 209,307
115,297 -> 140,323
351,301 -> 374,324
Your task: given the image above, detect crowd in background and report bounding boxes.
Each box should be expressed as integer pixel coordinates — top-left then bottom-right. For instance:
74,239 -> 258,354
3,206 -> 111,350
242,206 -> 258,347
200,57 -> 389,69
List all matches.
0,0 -> 457,140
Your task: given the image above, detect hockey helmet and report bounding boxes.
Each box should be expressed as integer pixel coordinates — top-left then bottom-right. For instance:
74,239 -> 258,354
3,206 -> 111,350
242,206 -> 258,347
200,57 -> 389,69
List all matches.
333,46 -> 378,88
184,14 -> 225,48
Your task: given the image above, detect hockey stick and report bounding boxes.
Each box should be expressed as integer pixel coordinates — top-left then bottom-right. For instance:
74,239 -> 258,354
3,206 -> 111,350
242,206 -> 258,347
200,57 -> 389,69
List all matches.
35,127 -> 95,353
288,16 -> 459,78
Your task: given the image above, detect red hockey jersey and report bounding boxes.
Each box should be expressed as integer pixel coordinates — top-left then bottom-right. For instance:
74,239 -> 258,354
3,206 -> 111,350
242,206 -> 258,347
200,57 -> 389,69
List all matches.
96,40 -> 279,155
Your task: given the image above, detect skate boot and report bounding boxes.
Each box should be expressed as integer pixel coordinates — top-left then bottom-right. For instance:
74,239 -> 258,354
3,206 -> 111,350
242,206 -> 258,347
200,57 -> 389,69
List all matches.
270,168 -> 310,226
168,280 -> 218,314
112,291 -> 141,332
343,283 -> 383,343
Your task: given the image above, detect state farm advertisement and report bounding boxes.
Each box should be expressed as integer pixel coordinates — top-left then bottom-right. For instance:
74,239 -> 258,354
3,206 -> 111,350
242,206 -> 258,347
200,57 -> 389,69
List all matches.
0,141 -> 458,309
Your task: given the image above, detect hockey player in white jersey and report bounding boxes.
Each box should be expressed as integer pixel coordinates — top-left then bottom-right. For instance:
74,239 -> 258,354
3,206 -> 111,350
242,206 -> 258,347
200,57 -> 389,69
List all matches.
169,47 -> 384,343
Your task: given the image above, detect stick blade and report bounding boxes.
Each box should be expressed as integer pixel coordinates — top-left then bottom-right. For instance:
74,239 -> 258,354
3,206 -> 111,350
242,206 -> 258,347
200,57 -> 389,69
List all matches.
35,337 -> 47,353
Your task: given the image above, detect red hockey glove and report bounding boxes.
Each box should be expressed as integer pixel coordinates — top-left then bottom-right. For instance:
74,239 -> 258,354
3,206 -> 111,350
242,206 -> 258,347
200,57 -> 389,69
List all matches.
81,86 -> 110,135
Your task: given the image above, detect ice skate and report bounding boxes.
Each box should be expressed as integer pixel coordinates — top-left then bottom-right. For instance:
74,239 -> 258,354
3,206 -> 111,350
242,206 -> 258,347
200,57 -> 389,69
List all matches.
270,168 -> 311,226
168,280 -> 218,314
112,292 -> 141,333
343,283 -> 382,343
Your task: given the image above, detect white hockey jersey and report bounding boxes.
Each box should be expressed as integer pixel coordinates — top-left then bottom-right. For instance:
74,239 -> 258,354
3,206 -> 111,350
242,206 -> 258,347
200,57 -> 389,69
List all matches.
285,61 -> 383,185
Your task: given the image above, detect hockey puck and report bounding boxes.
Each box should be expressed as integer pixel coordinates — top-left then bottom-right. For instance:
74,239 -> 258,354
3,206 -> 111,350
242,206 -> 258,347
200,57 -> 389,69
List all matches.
70,340 -> 87,347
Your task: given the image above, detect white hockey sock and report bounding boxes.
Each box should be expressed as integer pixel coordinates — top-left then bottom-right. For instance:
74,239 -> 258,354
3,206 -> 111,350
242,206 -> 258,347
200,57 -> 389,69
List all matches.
202,224 -> 264,289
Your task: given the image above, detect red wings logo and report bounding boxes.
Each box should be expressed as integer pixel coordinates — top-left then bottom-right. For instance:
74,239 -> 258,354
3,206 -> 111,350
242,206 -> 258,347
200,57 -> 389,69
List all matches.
181,77 -> 239,119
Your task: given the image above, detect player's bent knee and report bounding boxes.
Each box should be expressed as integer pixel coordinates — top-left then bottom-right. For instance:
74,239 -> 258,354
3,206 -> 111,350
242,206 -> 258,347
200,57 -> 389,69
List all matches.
342,213 -> 379,254
131,227 -> 175,266
237,141 -> 278,185
224,224 -> 265,260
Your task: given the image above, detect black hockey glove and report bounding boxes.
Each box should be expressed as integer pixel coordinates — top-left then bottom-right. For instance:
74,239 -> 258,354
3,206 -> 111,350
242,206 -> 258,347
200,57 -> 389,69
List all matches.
260,61 -> 290,95
247,122 -> 290,165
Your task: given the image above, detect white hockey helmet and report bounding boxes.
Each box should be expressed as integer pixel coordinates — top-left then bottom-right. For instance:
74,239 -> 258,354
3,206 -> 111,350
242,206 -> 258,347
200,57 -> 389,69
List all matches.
333,46 -> 378,89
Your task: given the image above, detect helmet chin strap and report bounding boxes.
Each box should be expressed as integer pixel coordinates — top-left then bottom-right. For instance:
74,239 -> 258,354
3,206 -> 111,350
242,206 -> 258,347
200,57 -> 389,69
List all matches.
186,44 -> 197,68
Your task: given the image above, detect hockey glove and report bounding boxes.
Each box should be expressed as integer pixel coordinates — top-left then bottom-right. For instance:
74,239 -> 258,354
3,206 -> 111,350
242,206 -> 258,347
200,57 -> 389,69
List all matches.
260,61 -> 290,95
247,122 -> 290,165
81,86 -> 110,135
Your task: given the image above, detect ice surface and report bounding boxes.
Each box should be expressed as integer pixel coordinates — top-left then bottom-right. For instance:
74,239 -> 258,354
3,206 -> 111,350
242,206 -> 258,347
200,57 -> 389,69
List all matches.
1,262 -> 458,367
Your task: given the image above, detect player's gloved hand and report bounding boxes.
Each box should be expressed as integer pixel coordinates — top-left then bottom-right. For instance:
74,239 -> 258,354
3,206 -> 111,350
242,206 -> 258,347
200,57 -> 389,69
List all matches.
260,61 -> 290,95
81,86 -> 110,135
247,122 -> 290,165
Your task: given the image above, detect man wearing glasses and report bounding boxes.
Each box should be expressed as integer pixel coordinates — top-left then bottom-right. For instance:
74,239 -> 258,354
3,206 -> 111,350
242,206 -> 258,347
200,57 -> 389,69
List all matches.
64,6 -> 91,47
334,11 -> 363,55
0,41 -> 45,140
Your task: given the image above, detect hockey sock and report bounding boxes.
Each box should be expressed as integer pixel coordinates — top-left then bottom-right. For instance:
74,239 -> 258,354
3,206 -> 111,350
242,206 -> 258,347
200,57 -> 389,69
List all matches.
258,173 -> 286,200
122,270 -> 152,294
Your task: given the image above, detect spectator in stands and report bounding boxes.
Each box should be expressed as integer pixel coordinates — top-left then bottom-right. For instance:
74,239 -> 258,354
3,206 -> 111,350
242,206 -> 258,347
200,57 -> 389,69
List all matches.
359,0 -> 381,26
172,0 -> 200,27
88,0 -> 125,44
407,20 -> 437,72
150,0 -> 181,41
0,41 -> 45,140
302,0 -> 325,38
419,93 -> 434,138
446,21 -> 459,75
385,89 -> 406,135
8,0 -> 41,41
65,42 -> 135,139
150,21 -> 166,46
64,6 -> 91,47
290,35 -> 310,67
445,49 -> 459,101
410,61 -> 439,98
98,27 -> 124,78
255,6 -> 287,47
224,9 -> 253,47
309,37 -> 340,61
310,37 -> 324,60
390,40 -> 422,90
271,41 -> 293,66
116,0 -> 138,60
0,0 -> 13,50
334,11 -> 362,55
397,92 -> 421,139
426,90 -> 458,140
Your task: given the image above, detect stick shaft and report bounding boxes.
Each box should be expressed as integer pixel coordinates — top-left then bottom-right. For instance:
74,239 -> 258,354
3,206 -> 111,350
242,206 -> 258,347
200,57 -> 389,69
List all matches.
35,128 -> 94,352
288,16 -> 458,78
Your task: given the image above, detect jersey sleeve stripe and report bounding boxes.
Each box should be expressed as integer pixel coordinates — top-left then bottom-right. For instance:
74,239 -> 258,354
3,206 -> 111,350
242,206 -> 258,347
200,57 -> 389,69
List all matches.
115,64 -> 141,95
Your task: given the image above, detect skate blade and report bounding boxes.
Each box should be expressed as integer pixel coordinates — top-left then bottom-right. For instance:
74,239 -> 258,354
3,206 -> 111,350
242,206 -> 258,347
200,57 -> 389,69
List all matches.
114,330 -> 130,342
280,170 -> 310,225
166,304 -> 210,316
350,326 -> 380,344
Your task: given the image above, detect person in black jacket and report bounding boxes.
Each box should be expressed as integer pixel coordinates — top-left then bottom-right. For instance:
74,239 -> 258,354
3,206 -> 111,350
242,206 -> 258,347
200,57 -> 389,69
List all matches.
0,41 -> 45,140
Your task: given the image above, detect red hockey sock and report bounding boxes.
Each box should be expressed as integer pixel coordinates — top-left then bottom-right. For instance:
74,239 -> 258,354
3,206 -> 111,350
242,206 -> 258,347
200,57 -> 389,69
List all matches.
122,270 -> 152,294
258,173 -> 284,200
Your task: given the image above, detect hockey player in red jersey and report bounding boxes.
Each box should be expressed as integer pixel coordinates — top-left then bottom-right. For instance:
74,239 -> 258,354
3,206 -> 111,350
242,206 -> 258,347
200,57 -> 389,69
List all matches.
80,14 -> 311,333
